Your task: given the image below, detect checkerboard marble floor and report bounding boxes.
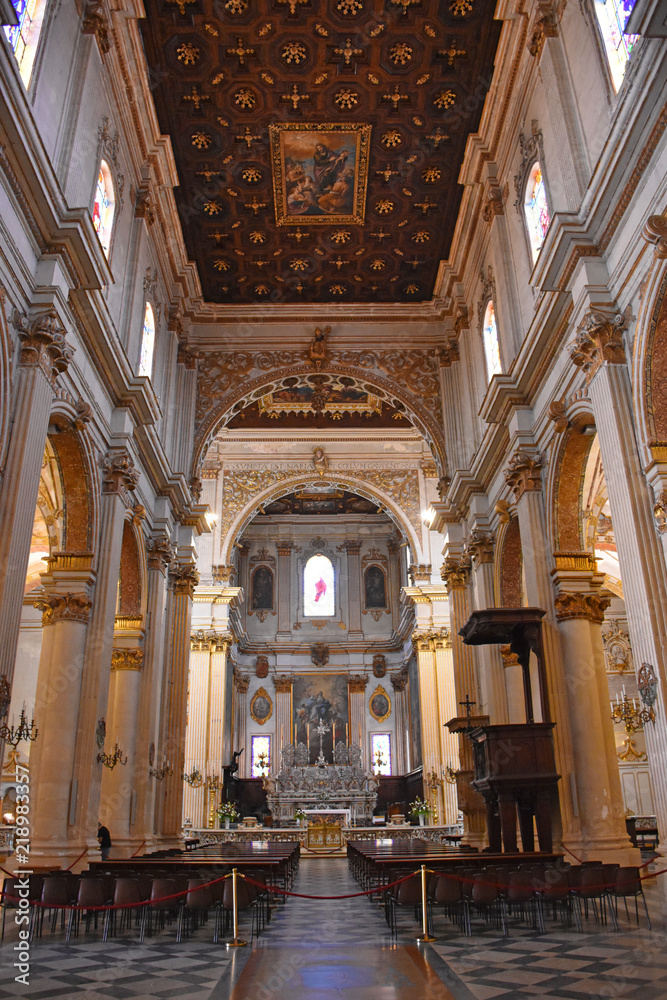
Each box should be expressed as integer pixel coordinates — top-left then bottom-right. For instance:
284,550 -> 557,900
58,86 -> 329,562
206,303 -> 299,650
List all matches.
0,858 -> 665,999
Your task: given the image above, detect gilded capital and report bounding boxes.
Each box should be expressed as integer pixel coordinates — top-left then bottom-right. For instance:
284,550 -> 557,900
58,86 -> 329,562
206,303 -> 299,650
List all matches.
412,628 -> 452,652
643,213 -> 667,259
274,674 -> 294,693
14,308 -> 73,383
347,674 -> 369,693
409,563 -> 432,583
212,564 -> 236,585
111,648 -> 144,670
276,541 -> 296,557
435,340 -> 460,367
527,1 -> 559,58
504,451 -> 543,500
466,529 -> 494,566
102,450 -> 140,495
568,307 -> 627,382
338,539 -> 362,555
653,489 -> 667,534
147,534 -> 175,574
390,667 -> 408,691
554,591 -> 611,623
234,668 -> 250,694
191,629 -> 231,651
34,591 -> 92,626
440,558 -> 469,590
170,562 -> 199,597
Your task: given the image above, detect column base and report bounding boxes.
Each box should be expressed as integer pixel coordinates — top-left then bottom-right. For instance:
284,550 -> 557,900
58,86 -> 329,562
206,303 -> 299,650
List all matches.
561,835 -> 642,867
102,836 -> 151,860
17,838 -> 97,872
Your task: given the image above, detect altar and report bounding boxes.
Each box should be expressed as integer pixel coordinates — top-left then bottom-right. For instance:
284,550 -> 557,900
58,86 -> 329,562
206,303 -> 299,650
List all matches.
263,742 -> 378,826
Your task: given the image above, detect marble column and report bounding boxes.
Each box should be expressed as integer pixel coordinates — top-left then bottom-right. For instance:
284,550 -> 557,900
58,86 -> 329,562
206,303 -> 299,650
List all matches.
161,559 -> 198,843
433,634 -> 460,825
135,533 -> 172,849
183,634 -> 209,827
569,306 -> 667,839
347,675 -> 368,761
276,542 -> 294,635
554,585 -> 639,863
100,647 -> 144,852
413,632 -> 458,825
0,310 -> 72,685
467,530 -> 509,723
387,538 -> 401,632
72,450 -> 139,861
341,540 -> 363,637
274,674 -> 293,765
28,577 -> 93,869
505,451 -> 577,848
390,668 -> 409,775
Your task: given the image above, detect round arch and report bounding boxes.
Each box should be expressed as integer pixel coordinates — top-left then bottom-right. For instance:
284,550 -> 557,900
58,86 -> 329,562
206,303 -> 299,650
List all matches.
46,411 -> 97,554
633,263 -> 667,464
193,365 -> 447,479
219,473 -> 424,566
118,513 -> 148,623
548,421 -> 597,554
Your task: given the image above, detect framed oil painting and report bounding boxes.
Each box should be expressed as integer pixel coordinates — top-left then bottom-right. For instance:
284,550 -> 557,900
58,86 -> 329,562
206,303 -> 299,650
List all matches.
293,673 -> 349,765
269,123 -> 372,226
250,687 -> 273,726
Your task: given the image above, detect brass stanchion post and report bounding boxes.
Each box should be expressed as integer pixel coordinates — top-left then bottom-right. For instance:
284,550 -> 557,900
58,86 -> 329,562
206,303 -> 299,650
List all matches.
227,868 -> 247,948
417,865 -> 436,942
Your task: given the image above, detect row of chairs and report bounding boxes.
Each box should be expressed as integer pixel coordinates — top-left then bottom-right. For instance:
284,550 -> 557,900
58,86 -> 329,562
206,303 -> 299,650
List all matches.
1,870 -> 270,944
384,862 -> 651,937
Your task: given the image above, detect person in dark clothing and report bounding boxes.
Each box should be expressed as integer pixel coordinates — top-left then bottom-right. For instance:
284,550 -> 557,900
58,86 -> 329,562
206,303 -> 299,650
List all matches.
97,822 -> 112,861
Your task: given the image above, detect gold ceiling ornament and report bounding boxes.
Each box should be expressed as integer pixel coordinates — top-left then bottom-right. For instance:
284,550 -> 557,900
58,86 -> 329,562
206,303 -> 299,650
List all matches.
405,283 -> 419,294
182,85 -> 211,111
195,165 -> 222,181
227,37 -> 256,66
426,126 -> 449,148
335,88 -> 359,109
166,0 -> 195,13
333,38 -> 364,65
330,283 -> 346,295
414,197 -> 437,215
376,164 -> 399,182
282,83 -> 311,110
282,41 -> 308,63
336,0 -> 363,14
369,23 -> 385,36
249,231 -> 266,243
375,199 -> 394,214
261,71 -> 275,85
381,129 -> 402,147
416,74 -> 430,85
208,229 -> 228,242
389,42 -> 413,65
370,226 -> 391,241
450,0 -> 473,14
211,72 -> 225,85
314,72 -> 329,84
204,22 -> 218,35
235,89 -> 257,109
391,0 -> 421,13
315,23 -> 329,35
191,131 -> 212,149
439,39 -> 467,65
330,230 -> 351,243
422,167 -> 441,183
218,117 -> 230,127
213,258 -> 232,271
243,196 -> 268,215
287,227 -> 310,242
176,42 -> 199,65
255,284 -> 270,295
225,0 -> 248,11
203,200 -> 223,215
433,89 -> 456,110
276,0 -> 310,14
424,23 -> 436,36
383,85 -> 409,111
290,258 -> 309,270
242,167 -> 262,183
412,230 -> 431,242
367,72 -> 380,84
235,126 -> 262,149
370,258 -> 386,270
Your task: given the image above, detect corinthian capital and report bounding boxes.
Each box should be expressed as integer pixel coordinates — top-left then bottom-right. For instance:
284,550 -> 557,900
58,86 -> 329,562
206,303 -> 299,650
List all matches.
14,308 -> 74,383
440,558 -> 469,590
102,449 -> 140,495
111,648 -> 144,670
466,529 -> 495,565
568,307 -> 627,382
34,591 -> 92,626
505,451 -> 543,500
554,591 -> 611,623
170,561 -> 199,597
147,534 -> 175,573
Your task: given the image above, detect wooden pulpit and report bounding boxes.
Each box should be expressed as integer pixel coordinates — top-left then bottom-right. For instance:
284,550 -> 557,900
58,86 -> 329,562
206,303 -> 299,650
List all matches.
459,609 -> 561,853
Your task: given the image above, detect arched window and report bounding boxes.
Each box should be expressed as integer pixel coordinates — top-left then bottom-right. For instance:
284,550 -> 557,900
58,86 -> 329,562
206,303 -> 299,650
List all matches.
593,0 -> 638,91
303,554 -> 335,617
482,300 -> 502,379
3,0 -> 47,85
138,302 -> 155,378
524,162 -> 550,262
92,160 -> 115,255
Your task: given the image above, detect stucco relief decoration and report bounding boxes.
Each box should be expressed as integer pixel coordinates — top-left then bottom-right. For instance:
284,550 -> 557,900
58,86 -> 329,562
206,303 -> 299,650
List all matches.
601,620 -> 633,673
256,655 -> 270,678
313,447 -> 329,477
527,0 -> 560,58
653,489 -> 667,533
250,686 -> 273,725
311,643 -> 330,667
568,307 -> 629,383
372,653 -> 387,677
638,662 -> 659,712
504,451 -> 543,500
513,120 -> 543,210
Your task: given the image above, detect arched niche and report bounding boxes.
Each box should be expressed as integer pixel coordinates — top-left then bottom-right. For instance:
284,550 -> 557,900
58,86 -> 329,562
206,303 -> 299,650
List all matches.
117,518 -> 146,620
549,422 -> 597,553
495,515 -> 523,607
46,420 -> 96,553
220,474 -> 423,567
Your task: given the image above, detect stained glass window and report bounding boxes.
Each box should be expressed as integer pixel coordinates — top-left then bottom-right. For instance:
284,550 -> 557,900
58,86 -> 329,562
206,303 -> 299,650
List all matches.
524,162 -> 550,262
594,0 -> 638,91
138,302 -> 156,378
92,161 -> 115,255
251,735 -> 270,777
371,733 -> 391,776
3,0 -> 44,84
303,553 -> 335,617
482,300 -> 502,379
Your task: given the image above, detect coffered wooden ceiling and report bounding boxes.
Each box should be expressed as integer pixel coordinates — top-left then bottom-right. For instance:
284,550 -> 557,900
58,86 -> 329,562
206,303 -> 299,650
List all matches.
141,0 -> 501,305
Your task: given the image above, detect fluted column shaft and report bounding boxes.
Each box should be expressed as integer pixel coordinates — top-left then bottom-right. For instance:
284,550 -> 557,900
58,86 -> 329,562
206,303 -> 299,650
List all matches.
276,542 -> 293,634
468,535 -> 509,723
434,640 -> 459,824
348,677 -> 368,762
183,643 -> 209,827
342,540 -> 362,636
442,569 -> 479,773
274,676 -> 293,768
101,651 -> 143,847
233,670 -> 249,779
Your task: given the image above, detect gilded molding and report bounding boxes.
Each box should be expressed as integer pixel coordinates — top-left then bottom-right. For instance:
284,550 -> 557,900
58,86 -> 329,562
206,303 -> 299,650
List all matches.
114,615 -> 143,630
42,551 -> 94,573
34,591 -> 92,626
102,450 -> 140,495
111,648 -> 144,670
552,551 -> 598,572
568,306 -> 628,382
14,308 -> 73,384
504,451 -> 543,500
554,591 -> 611,623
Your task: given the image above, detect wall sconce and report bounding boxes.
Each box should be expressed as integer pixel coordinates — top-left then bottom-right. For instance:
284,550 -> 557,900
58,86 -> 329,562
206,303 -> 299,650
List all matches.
0,707 -> 38,748
97,741 -> 127,770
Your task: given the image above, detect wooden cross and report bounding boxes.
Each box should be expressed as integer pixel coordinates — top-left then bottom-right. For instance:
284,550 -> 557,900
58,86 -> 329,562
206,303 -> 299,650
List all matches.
425,127 -> 449,149
460,695 -> 476,721
382,85 -> 409,111
333,37 -> 364,66
414,197 -> 438,215
227,37 -> 255,66
282,84 -> 311,110
244,197 -> 268,216
438,40 -> 467,66
235,126 -> 262,149
375,164 -> 399,183
182,86 -> 210,111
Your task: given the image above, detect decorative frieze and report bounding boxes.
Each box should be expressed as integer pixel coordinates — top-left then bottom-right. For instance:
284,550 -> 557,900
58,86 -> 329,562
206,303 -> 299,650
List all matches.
14,308 -> 73,384
568,307 -> 628,382
554,591 -> 610,623
34,591 -> 92,626
102,450 -> 140,495
111,648 -> 144,670
504,451 -> 543,500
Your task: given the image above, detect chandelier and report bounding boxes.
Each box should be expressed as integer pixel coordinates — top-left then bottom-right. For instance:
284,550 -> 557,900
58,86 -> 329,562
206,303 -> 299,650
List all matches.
0,708 -> 38,748
182,767 -> 203,787
150,757 -> 173,781
97,741 -> 127,770
610,691 -> 655,734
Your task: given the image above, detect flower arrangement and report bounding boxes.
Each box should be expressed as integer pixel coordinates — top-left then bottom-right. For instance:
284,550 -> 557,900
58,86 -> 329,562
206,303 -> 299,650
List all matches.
294,808 -> 308,822
217,802 -> 239,822
409,797 -> 431,818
